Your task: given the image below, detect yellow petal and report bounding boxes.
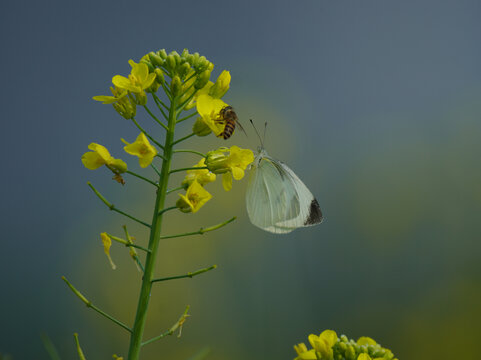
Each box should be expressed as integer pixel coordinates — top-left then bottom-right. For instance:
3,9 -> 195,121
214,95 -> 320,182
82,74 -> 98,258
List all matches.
112,75 -> 137,92
320,330 -> 338,348
357,354 -> 372,360
81,152 -> 105,170
357,337 -> 376,346
92,95 -> 117,104
222,172 -> 233,191
109,158 -> 128,173
88,143 -> 112,162
231,166 -> 244,180
100,233 -> 116,270
142,73 -> 157,90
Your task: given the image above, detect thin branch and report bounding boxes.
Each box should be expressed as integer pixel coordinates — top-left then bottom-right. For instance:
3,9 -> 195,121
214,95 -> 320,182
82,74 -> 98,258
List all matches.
158,206 -> 177,216
123,225 -> 145,273
160,81 -> 172,101
166,186 -> 184,194
87,182 -> 151,228
160,217 -> 236,239
177,111 -> 198,124
62,276 -> 132,333
176,90 -> 196,117
152,265 -> 217,283
126,170 -> 158,187
173,149 -> 206,158
170,166 -> 208,174
151,163 -> 162,177
143,104 -> 168,130
141,306 -> 190,346
173,132 -> 196,145
131,117 -> 165,150
156,153 -> 167,161
106,233 -> 151,253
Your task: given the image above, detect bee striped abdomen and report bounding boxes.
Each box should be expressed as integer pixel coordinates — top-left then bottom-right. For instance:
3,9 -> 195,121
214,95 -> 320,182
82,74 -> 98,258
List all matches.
222,121 -> 236,139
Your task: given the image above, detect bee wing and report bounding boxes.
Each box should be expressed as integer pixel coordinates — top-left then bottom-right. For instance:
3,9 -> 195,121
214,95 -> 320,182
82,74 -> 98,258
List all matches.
246,154 -> 322,234
236,119 -> 248,136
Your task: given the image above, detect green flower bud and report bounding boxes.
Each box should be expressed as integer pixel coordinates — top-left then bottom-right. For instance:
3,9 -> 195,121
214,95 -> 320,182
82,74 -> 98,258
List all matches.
205,148 -> 231,174
181,48 -> 189,58
154,68 -> 164,84
148,52 -> 164,67
171,75 -> 183,97
197,55 -> 207,68
179,62 -> 192,79
166,55 -> 176,71
195,69 -> 211,89
192,117 -> 212,137
112,95 -> 136,120
158,49 -> 167,59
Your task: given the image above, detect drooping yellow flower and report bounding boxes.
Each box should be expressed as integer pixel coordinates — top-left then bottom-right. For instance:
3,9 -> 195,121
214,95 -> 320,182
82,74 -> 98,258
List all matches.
308,330 -> 338,359
181,158 -> 216,189
176,180 -> 212,213
112,60 -> 156,104
122,133 -> 157,168
100,232 -> 116,270
93,86 -> 137,119
205,146 -> 254,191
81,143 -> 127,174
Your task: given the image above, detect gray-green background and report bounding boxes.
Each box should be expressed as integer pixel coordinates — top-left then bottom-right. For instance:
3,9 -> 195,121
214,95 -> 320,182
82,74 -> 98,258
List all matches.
1,0 -> 480,359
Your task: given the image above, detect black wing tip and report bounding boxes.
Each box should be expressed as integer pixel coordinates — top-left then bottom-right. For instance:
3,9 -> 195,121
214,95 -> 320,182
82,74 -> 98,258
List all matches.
304,199 -> 323,225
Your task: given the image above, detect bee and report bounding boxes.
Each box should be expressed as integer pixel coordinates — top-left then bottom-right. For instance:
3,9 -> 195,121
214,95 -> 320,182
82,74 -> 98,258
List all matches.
216,105 -> 245,139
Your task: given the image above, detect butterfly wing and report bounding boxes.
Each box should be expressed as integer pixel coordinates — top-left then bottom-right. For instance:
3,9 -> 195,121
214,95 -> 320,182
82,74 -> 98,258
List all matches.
246,153 -> 323,234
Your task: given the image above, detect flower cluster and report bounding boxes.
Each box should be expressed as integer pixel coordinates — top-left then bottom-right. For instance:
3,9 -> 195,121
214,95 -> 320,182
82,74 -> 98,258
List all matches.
294,330 -> 397,360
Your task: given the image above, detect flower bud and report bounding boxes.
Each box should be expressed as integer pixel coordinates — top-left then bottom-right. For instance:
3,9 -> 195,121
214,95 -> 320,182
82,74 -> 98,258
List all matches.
166,55 -> 176,71
179,62 -> 192,79
205,148 -> 231,174
209,70 -> 231,98
158,49 -> 168,59
195,69 -> 211,89
192,117 -> 212,136
181,48 -> 189,58
148,52 -> 164,67
155,68 -> 164,84
171,75 -> 183,97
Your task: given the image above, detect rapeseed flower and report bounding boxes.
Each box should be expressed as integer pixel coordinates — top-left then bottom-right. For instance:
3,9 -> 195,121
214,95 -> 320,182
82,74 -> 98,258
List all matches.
81,143 -> 127,174
112,60 -> 156,105
93,86 -> 137,119
205,146 -> 254,191
176,180 -> 212,213
181,158 -> 216,188
122,133 -> 157,168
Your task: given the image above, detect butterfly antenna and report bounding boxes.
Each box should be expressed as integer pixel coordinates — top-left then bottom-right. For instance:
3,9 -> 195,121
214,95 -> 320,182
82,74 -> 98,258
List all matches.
263,122 -> 267,147
250,119 -> 264,148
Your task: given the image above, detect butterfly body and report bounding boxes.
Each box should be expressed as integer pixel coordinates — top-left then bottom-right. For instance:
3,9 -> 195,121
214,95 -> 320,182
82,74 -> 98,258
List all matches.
246,148 -> 323,234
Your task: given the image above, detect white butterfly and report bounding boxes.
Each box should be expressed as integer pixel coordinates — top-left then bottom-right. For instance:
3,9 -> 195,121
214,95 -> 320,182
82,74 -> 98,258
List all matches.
246,147 -> 323,234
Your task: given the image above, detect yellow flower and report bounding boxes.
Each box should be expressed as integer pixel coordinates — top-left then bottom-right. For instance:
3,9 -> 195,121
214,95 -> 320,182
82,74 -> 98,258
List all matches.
81,143 -> 127,174
100,232 -> 116,270
192,70 -> 232,136
122,133 -> 157,168
194,94 -> 228,137
205,146 -> 254,191
209,70 -> 231,98
176,180 -> 212,213
112,60 -> 156,104
308,330 -> 338,359
93,86 -> 137,119
357,337 -> 377,346
294,343 -> 317,360
181,158 -> 216,188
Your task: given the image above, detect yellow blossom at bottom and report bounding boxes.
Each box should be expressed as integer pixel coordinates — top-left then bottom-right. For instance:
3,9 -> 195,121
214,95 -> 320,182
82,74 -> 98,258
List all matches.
176,180 -> 212,213
181,158 -> 216,188
81,143 -> 127,174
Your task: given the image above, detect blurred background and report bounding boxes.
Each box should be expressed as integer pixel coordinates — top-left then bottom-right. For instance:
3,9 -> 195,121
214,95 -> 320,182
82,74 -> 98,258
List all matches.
1,0 -> 480,359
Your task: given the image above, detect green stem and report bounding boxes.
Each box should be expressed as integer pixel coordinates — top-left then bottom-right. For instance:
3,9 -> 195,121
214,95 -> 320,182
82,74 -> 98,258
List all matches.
127,95 -> 179,360
151,164 -> 161,177
170,166 -> 208,174
173,149 -> 206,157
87,182 -> 151,228
62,276 -> 132,333
166,186 -> 184,194
106,233 -> 151,253
152,93 -> 169,121
143,104 -> 168,130
158,206 -> 177,216
177,111 -> 198,124
123,225 -> 145,273
160,217 -> 236,239
73,333 -> 87,360
173,132 -> 195,145
126,170 -> 158,187
131,117 -> 165,150
151,265 -> 217,283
